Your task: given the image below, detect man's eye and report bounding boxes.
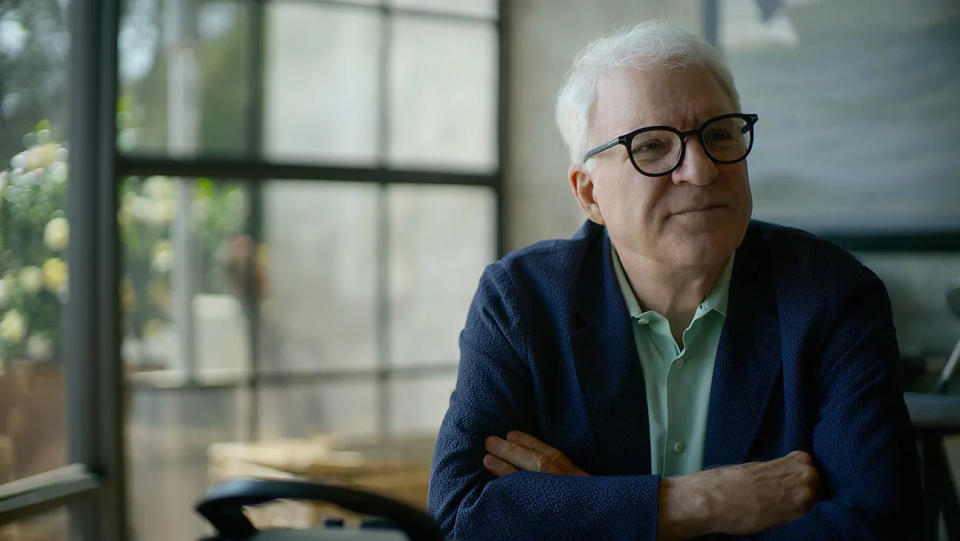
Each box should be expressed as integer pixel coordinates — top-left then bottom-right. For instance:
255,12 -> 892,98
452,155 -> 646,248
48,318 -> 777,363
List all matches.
633,139 -> 666,153
705,129 -> 734,142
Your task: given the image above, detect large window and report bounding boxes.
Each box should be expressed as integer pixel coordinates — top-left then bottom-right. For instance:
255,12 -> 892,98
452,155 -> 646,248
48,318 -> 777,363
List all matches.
115,1 -> 500,539
0,0 -> 72,532
1,0 -> 501,539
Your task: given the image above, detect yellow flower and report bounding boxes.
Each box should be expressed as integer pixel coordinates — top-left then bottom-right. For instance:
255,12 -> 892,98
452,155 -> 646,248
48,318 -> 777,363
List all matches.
143,176 -> 174,199
25,334 -> 53,361
148,281 -> 170,310
42,258 -> 68,293
26,143 -> 57,170
151,241 -> 174,274
0,311 -> 25,343
120,277 -> 135,312
44,217 -> 70,251
143,319 -> 168,340
19,266 -> 42,294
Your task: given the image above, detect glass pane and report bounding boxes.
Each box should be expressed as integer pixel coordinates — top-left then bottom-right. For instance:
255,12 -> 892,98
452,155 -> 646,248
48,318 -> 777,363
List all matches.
0,362 -> 67,485
258,181 -> 378,373
119,177 -> 251,379
0,0 -> 70,483
856,253 -> 960,357
117,0 -> 251,156
127,386 -> 251,541
0,2 -> 70,159
0,506 -> 69,541
257,380 -> 378,440
388,16 -> 498,172
721,0 -> 960,230
389,373 -> 456,435
262,3 -> 380,164
387,184 -> 495,366
389,0 -> 498,18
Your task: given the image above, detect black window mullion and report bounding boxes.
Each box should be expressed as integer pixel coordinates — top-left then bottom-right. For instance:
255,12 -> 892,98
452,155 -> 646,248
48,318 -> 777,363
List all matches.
244,0 -> 266,443
375,4 -> 393,439
114,155 -> 497,187
495,0 -> 507,257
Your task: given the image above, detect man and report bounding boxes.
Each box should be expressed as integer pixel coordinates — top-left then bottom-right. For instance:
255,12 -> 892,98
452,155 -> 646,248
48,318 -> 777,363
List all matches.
428,20 -> 920,540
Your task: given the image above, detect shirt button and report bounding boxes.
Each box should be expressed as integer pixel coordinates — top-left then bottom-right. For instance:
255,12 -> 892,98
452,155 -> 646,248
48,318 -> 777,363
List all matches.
673,440 -> 686,454
637,317 -> 649,325
675,358 -> 685,370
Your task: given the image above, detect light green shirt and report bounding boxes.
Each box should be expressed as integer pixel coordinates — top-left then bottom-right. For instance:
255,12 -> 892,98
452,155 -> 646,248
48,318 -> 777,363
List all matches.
611,246 -> 735,477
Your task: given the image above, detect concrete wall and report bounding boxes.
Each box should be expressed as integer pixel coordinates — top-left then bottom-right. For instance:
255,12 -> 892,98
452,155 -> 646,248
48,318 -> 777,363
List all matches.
503,1 -> 704,251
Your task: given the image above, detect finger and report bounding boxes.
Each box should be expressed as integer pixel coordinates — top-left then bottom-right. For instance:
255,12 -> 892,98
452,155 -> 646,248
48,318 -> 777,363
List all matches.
506,431 -> 565,461
485,436 -> 545,472
483,453 -> 518,478
504,432 -> 590,475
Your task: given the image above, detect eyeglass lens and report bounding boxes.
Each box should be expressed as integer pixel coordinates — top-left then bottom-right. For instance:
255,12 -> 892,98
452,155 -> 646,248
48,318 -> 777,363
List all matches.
630,116 -> 752,175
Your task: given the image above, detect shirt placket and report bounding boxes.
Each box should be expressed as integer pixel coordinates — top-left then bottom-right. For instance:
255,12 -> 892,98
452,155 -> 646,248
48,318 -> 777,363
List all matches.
662,314 -> 706,476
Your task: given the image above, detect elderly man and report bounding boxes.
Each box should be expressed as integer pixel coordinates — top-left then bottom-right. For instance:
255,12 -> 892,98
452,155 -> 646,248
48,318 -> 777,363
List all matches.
428,21 -> 920,540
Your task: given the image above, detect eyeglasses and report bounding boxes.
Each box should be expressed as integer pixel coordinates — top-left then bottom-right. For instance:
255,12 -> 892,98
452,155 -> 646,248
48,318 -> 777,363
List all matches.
582,113 -> 759,177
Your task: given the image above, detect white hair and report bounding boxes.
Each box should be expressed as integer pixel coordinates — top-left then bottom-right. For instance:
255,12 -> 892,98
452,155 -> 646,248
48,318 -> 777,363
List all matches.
555,20 -> 741,166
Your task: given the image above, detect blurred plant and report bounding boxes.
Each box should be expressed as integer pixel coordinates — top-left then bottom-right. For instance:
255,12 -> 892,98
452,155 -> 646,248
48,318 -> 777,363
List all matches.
0,121 -> 261,368
0,121 -> 69,362
119,175 -> 258,369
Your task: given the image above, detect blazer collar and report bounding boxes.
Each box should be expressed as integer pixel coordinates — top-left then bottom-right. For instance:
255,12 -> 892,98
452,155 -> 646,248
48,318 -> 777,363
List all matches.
570,223 -> 652,475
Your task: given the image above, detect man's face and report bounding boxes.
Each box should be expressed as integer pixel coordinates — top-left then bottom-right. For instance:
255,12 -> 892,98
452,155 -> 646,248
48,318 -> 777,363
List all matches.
581,64 -> 752,269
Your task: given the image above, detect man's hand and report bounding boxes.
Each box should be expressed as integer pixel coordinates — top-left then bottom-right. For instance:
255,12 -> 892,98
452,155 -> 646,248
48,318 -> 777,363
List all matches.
658,450 -> 823,540
483,431 -> 589,477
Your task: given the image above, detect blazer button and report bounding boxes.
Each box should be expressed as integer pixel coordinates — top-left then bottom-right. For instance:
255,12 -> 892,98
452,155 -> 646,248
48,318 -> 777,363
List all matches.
673,440 -> 685,454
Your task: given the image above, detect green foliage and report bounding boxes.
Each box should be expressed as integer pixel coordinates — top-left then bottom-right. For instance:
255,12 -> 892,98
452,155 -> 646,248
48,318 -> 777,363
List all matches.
0,123 -> 251,366
0,1 -> 70,161
118,174 -> 250,368
0,126 -> 69,361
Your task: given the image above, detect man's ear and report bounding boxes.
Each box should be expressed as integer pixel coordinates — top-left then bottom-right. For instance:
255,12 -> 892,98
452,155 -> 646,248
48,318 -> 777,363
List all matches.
568,164 -> 605,225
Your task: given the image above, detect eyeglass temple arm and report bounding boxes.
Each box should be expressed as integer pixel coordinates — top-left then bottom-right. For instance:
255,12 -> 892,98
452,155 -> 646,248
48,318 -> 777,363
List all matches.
582,138 -> 621,162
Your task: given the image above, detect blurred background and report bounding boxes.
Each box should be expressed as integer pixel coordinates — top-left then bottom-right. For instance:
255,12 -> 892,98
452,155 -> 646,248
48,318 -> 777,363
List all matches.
0,0 -> 958,539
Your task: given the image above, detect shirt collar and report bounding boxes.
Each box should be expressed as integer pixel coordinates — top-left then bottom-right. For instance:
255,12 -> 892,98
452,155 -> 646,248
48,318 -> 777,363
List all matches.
610,243 -> 735,320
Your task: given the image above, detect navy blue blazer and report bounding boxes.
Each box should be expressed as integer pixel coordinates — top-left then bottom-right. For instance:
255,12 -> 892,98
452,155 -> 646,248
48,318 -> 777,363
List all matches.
428,219 -> 921,540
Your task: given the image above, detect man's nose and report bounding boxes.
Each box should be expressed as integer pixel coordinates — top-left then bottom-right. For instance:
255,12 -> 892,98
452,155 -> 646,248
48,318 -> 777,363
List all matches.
670,136 -> 719,186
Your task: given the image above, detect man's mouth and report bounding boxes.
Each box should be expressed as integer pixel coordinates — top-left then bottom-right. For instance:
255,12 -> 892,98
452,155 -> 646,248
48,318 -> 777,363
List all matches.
672,204 -> 726,215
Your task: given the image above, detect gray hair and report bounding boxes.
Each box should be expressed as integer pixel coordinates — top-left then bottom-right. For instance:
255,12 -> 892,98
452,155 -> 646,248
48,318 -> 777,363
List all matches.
555,20 -> 741,165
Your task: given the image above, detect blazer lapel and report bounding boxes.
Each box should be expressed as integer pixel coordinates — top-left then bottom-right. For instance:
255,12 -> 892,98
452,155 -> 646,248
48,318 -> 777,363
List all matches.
570,226 -> 652,475
703,226 -> 782,468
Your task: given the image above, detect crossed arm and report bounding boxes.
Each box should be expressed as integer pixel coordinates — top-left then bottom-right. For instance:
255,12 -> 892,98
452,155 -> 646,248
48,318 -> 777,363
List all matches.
483,430 -> 821,540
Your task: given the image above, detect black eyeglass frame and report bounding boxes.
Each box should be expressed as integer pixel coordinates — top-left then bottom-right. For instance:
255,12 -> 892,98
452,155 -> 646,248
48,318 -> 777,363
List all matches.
582,113 -> 759,177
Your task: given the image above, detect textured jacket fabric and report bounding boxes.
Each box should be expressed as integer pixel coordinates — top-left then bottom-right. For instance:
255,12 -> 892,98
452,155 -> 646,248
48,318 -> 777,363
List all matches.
427,219 -> 921,540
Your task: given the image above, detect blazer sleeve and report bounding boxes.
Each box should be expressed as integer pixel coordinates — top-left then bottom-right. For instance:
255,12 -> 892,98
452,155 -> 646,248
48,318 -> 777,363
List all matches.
758,271 -> 922,540
427,264 -> 662,540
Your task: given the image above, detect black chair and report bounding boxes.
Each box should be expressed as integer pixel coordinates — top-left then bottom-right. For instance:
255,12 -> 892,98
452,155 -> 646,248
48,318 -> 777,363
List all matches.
195,478 -> 444,541
907,279 -> 960,540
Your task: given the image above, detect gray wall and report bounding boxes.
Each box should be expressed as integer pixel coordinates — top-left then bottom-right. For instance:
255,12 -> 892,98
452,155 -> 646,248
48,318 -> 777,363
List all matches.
503,1 -> 704,251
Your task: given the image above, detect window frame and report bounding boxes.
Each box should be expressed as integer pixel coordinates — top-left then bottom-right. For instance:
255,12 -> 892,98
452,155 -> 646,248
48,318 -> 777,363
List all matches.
0,0 -> 507,537
0,0 -> 125,536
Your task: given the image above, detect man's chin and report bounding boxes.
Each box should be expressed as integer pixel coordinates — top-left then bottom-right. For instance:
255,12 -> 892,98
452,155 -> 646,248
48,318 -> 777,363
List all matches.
665,230 -> 740,267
